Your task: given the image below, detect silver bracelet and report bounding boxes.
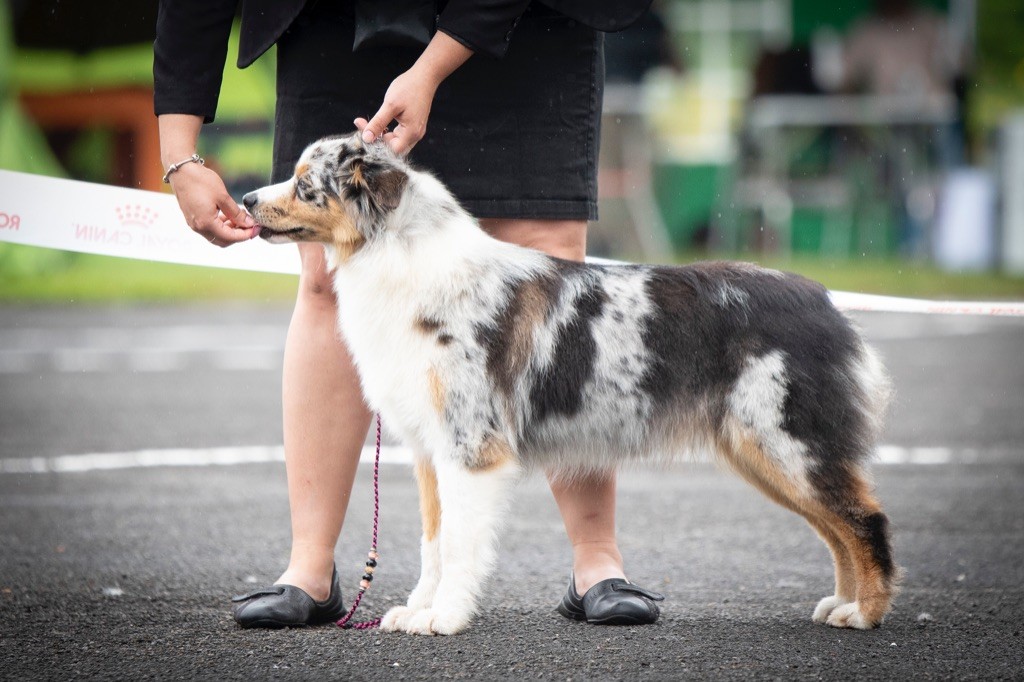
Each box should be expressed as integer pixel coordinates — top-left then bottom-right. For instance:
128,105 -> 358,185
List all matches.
162,153 -> 205,183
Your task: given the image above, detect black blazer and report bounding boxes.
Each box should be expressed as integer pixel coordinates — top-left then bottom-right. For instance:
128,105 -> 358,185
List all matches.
154,0 -> 653,123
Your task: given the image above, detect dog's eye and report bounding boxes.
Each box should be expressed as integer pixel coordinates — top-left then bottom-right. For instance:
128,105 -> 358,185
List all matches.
295,178 -> 313,201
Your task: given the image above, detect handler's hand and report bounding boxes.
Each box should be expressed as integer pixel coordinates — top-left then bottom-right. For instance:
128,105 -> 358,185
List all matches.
356,31 -> 474,155
168,162 -> 259,248
355,67 -> 438,156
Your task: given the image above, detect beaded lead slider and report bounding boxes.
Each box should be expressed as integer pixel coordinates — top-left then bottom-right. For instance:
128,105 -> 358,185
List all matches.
359,549 -> 380,591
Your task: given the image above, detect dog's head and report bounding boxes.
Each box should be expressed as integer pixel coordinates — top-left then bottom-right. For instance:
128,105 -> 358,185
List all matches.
243,132 -> 409,256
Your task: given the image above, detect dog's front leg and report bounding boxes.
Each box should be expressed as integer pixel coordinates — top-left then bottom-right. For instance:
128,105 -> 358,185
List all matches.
402,456 -> 518,636
380,457 -> 442,632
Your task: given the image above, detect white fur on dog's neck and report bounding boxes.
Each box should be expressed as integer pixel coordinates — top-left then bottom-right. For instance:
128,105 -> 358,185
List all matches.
326,167 -> 547,455
334,168 -> 551,307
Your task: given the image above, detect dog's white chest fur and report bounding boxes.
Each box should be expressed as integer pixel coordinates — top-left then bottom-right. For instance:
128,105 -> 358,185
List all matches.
330,212 -> 545,458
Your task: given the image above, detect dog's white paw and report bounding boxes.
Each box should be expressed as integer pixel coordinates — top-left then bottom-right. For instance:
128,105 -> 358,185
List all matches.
380,606 -> 418,632
403,607 -> 472,636
812,595 -> 850,624
405,586 -> 436,612
825,602 -> 875,630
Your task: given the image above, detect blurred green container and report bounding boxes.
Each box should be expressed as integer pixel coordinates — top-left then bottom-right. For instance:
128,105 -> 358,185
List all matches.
653,162 -> 726,249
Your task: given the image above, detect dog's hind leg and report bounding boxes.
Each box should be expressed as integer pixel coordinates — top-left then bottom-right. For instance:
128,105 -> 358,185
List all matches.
717,421 -> 889,629
402,447 -> 519,635
807,517 -> 858,624
810,468 -> 897,629
380,457 -> 443,632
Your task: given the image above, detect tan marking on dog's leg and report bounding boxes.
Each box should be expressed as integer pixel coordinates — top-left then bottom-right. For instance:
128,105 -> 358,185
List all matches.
382,457 -> 444,631
717,420 -> 859,624
816,476 -> 895,629
806,516 -> 858,622
404,458 -> 519,635
470,436 -> 516,473
718,420 -> 808,507
416,458 -> 441,543
427,367 -> 445,416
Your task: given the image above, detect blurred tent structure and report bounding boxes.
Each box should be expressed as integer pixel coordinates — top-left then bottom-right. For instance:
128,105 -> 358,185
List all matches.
0,0 -> 64,178
2,0 -> 274,196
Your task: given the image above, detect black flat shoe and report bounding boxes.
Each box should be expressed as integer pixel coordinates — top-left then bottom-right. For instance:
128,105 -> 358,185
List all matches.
556,575 -> 664,625
231,567 -> 345,628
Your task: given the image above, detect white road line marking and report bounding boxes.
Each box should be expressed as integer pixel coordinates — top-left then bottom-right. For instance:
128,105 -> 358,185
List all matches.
0,444 -> 996,475
0,347 -> 285,374
875,445 -> 952,465
0,445 -> 413,474
209,349 -> 283,372
128,351 -> 188,373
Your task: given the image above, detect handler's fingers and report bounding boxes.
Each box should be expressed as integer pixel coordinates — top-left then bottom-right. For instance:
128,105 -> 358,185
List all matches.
218,194 -> 255,228
357,117 -> 402,153
198,214 -> 232,248
387,124 -> 421,156
216,194 -> 259,240
361,105 -> 396,143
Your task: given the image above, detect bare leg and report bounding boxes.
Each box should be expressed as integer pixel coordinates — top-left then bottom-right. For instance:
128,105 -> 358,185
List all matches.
275,243 -> 373,600
479,218 -> 627,594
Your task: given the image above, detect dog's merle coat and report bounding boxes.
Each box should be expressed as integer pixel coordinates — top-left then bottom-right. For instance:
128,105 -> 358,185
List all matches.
246,134 -> 897,635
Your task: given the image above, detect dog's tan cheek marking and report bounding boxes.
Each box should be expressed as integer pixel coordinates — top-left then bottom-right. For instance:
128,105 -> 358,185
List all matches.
468,436 -> 515,473
328,201 -> 365,261
415,459 -> 441,543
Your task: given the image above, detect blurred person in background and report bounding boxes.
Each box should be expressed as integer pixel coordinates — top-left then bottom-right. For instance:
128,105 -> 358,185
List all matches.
154,0 -> 664,630
840,0 -> 970,254
842,0 -> 965,100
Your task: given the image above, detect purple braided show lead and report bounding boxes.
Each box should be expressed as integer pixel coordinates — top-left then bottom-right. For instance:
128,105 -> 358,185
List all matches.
336,413 -> 383,630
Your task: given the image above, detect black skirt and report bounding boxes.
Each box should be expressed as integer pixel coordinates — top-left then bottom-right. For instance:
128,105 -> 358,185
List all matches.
273,1 -> 604,220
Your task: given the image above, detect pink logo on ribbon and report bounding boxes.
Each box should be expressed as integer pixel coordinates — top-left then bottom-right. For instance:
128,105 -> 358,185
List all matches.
115,204 -> 159,229
0,211 -> 20,231
74,203 -> 162,246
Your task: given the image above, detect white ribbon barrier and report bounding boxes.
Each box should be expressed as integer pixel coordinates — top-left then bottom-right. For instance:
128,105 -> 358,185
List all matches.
2,170 -> 1023,316
0,169 -> 300,275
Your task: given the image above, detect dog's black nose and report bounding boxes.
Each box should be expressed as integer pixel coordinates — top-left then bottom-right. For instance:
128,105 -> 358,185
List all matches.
242,192 -> 258,210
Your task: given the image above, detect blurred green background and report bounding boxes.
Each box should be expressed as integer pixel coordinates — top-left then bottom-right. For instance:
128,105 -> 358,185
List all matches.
2,0 -> 1023,302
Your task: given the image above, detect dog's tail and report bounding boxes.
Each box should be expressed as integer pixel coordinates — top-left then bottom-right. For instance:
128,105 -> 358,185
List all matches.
850,339 -> 894,455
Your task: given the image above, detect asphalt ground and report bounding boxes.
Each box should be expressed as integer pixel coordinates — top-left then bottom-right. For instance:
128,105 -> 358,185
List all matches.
0,305 -> 1022,680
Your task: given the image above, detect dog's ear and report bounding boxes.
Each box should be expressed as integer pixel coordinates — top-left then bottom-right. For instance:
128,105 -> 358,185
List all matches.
340,154 -> 409,224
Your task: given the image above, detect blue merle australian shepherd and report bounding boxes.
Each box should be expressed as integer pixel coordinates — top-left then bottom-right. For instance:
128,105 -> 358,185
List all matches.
245,133 -> 897,636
